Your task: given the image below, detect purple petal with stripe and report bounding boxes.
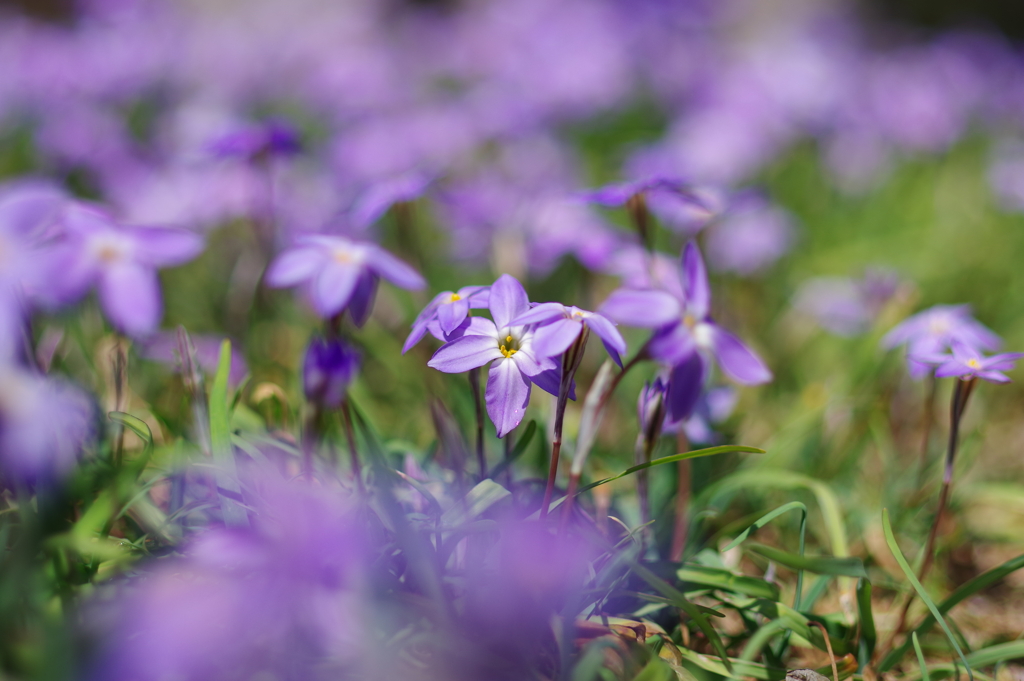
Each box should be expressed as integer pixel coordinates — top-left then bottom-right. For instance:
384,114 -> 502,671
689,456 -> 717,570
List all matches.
647,322 -> 695,367
428,335 -> 502,374
683,242 -> 711,319
531,318 -> 582,358
530,366 -> 577,400
486,359 -> 532,438
584,312 -> 626,360
489,274 -> 530,329
511,302 -> 567,326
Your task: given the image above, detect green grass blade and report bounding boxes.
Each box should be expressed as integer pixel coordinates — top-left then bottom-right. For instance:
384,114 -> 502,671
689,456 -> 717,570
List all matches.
209,340 -> 248,527
879,552 -> 1024,671
746,543 -> 867,578
627,559 -> 733,672
856,578 -> 876,670
881,508 -> 971,681
677,564 -> 780,600
723,502 -> 807,552
912,632 -> 930,681
575,445 -> 764,495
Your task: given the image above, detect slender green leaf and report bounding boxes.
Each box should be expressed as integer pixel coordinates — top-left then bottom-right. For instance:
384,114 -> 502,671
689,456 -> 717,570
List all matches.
724,502 -> 807,552
440,479 -> 510,526
912,633 -> 930,681
746,543 -> 867,578
856,578 -> 876,669
677,564 -> 780,600
209,340 -> 248,527
881,508 -> 971,681
575,445 -> 764,495
965,641 -> 1024,668
634,658 -> 675,681
627,559 -> 732,672
880,552 -> 1024,671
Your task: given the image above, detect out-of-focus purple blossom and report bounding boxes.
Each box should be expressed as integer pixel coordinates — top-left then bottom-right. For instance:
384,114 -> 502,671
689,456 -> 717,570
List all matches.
511,302 -> 626,366
303,336 -> 360,409
522,198 -> 621,274
403,285 -> 490,354
265,234 -> 425,322
138,333 -> 248,388
794,268 -> 902,336
914,342 -> 1024,384
0,366 -> 95,483
349,171 -> 432,231
427,275 -> 556,437
207,120 -> 301,162
91,471 -> 367,681
581,175 -> 716,233
883,304 -> 1001,378
601,242 -> 770,421
988,141 -> 1024,212
705,197 -> 796,275
42,203 -> 204,337
602,246 -> 685,301
681,386 -> 737,445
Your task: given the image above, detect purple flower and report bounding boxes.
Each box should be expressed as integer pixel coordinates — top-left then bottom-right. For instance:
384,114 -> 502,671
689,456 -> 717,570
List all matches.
207,120 -> 301,162
265,235 -> 425,322
427,274 -> 556,437
303,336 -> 360,409
705,197 -> 796,275
42,203 -> 204,337
349,171 -> 432,231
794,268 -> 902,337
0,366 -> 95,482
510,302 -> 626,366
882,304 -> 1001,378
581,175 -> 716,232
601,242 -> 771,421
402,285 -> 490,353
914,342 -> 1024,384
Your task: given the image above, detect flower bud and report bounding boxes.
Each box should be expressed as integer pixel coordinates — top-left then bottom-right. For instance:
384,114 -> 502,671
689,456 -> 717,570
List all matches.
302,337 -> 359,409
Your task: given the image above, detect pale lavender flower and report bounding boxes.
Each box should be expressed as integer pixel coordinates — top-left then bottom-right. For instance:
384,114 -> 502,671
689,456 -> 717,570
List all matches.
42,203 -> 204,337
882,304 -> 1001,378
265,235 -> 425,322
510,303 -> 626,366
601,242 -> 770,421
427,275 -> 556,437
915,342 -> 1024,384
581,175 -> 716,232
403,285 -> 490,354
705,197 -> 796,275
0,366 -> 95,482
794,268 -> 901,337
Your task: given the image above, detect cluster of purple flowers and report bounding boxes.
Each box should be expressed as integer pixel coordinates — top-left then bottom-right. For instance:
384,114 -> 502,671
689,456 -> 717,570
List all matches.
884,304 -> 1022,383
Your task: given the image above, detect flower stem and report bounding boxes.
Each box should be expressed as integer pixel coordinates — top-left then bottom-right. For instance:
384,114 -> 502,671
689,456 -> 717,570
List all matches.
892,376 -> 976,640
541,329 -> 590,519
469,366 -> 486,478
669,431 -> 691,562
340,398 -> 366,495
916,373 -> 938,487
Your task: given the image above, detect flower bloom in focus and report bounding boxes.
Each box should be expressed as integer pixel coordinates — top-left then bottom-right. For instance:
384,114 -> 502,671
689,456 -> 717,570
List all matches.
43,203 -> 204,337
265,235 -> 425,323
510,302 -> 626,366
403,285 -> 490,353
914,342 -> 1024,384
882,304 -> 1001,378
427,274 -> 556,437
303,336 -> 361,409
601,242 -> 771,421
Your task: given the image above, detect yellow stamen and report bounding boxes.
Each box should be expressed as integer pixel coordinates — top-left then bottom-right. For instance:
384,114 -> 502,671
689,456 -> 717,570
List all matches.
683,314 -> 696,329
967,358 -> 980,368
450,293 -> 461,302
506,335 -> 513,343
500,345 -> 517,358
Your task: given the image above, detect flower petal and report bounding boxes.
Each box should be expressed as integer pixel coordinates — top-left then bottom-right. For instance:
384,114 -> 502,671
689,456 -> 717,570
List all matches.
511,302 -> 567,326
489,274 -> 530,330
599,289 -> 681,328
486,358 -> 532,438
364,246 -> 424,290
428,334 -> 502,373
265,247 -> 323,288
711,327 -> 772,385
584,312 -> 626,358
131,227 -> 204,267
647,322 -> 695,367
346,272 -> 377,327
311,263 -> 360,317
402,320 -> 430,354
531,318 -> 582,358
977,370 -> 1011,384
437,298 -> 470,334
683,241 -> 711,319
666,352 -> 705,423
98,263 -> 161,336
530,367 -> 577,400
